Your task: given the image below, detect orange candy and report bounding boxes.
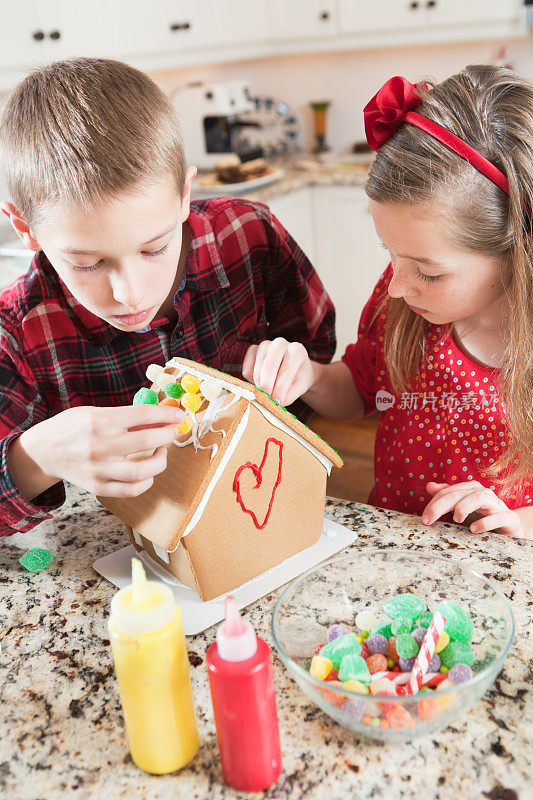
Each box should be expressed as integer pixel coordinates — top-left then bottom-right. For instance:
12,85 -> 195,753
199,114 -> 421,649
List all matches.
386,706 -> 415,728
366,653 -> 388,674
160,397 -> 181,408
417,697 -> 441,722
320,682 -> 345,708
388,636 -> 399,662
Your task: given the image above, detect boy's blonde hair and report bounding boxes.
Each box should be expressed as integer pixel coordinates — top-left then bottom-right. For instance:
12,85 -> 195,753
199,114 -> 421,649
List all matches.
366,64 -> 533,496
0,57 -> 186,226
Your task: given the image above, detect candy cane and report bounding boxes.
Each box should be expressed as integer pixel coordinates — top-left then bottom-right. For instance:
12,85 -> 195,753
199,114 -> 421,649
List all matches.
406,611 -> 446,695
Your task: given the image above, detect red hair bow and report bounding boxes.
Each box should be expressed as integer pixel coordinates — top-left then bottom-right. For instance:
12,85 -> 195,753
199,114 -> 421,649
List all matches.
364,76 -> 421,152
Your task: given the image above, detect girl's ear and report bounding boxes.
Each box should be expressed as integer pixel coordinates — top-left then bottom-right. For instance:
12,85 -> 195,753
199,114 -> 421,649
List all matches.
0,202 -> 41,250
180,166 -> 198,223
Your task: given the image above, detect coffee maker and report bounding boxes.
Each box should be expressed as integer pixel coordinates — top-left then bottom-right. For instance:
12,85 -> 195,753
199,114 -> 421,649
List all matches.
173,81 -> 262,169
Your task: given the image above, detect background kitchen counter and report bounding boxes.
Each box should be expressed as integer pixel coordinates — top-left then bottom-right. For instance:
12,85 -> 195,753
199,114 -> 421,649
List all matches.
0,486 -> 530,800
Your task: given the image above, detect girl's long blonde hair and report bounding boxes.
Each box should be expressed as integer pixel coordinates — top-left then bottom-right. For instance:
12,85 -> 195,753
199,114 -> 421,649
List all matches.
366,64 -> 533,495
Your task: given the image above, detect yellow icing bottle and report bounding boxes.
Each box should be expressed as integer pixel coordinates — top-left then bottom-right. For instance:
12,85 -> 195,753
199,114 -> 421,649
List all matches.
108,558 -> 200,773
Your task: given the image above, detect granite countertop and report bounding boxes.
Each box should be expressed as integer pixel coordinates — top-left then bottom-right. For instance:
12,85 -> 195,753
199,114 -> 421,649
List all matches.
0,487 -> 530,800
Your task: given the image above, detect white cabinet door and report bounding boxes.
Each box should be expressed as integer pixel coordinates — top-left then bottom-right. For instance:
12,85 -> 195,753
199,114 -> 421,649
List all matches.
269,0 -> 337,41
268,188 -> 317,267
163,1 -> 225,51
426,0 -> 521,26
338,0 -> 424,34
0,4 -> 44,71
223,0 -> 268,46
313,186 -> 384,359
36,0 -> 116,61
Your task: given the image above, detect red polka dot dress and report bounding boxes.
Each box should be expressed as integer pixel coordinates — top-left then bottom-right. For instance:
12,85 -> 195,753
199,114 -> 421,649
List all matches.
342,266 -> 533,518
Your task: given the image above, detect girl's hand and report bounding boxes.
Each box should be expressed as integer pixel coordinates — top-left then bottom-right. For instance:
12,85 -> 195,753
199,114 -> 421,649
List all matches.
422,480 -> 523,538
242,338 -> 315,407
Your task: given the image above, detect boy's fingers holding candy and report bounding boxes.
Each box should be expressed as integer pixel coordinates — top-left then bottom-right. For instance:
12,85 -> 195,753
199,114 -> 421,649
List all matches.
120,403 -> 185,430
255,338 -> 288,396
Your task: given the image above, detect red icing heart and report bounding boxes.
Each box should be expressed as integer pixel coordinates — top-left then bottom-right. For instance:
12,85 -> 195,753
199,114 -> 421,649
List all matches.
233,438 -> 283,529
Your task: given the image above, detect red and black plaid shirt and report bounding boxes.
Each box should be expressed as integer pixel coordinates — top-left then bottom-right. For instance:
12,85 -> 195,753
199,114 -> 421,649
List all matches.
0,197 -> 335,537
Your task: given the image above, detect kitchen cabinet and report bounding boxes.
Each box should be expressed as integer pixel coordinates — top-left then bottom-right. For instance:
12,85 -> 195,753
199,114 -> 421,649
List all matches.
338,0 -> 522,38
0,1 -> 114,76
0,1 -> 525,92
268,188 -> 317,266
268,0 -> 337,42
312,186 -> 386,358
268,185 -> 388,359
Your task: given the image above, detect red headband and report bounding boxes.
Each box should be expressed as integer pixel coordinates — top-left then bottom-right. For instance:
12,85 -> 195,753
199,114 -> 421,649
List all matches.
364,76 -> 512,198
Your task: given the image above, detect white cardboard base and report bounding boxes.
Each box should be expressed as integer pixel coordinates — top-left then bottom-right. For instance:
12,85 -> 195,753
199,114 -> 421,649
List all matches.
93,517 -> 357,635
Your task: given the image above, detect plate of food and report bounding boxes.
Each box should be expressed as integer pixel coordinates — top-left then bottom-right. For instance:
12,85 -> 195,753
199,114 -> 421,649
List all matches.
194,156 -> 285,196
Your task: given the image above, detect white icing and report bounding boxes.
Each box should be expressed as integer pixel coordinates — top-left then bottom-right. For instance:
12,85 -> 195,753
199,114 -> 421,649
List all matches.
146,363 -> 164,382
153,543 -> 170,563
177,403 -> 250,543
168,360 -> 255,402
131,528 -> 143,546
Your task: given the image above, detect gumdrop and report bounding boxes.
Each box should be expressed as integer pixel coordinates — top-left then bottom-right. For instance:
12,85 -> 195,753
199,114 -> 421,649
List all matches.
383,592 -> 426,622
439,641 -> 475,669
165,382 -> 185,400
367,633 -> 388,655
326,623 -> 351,643
338,654 -> 371,683
388,636 -> 399,662
133,387 -> 158,405
355,606 -> 380,632
310,655 -> 333,680
428,654 -> 441,673
435,630 -> 450,653
343,697 -> 365,721
417,697 -> 441,722
321,633 -> 362,669
370,619 -> 393,639
386,706 -> 415,728
395,633 -> 419,659
417,611 -> 433,628
449,663 -> 474,684
436,600 -> 474,643
18,548 -> 53,573
366,653 -> 388,674
412,627 -> 427,646
399,656 -> 417,672
391,617 -> 411,636
342,680 -> 367,694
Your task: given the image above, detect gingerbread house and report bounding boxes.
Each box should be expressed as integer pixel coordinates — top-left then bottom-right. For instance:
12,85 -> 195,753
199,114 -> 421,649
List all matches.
99,357 -> 343,601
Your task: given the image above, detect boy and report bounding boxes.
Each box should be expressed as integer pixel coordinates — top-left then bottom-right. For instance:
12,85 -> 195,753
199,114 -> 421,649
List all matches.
0,58 -> 335,538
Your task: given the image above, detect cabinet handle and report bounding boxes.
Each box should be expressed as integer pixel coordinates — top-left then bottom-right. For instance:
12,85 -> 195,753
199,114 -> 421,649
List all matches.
49,30 -> 61,40
32,30 -> 45,41
409,1 -> 419,8
426,0 -> 437,6
170,21 -> 191,32
319,11 -> 330,21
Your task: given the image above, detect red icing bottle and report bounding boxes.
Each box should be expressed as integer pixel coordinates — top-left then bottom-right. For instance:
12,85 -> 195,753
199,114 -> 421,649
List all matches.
206,596 -> 282,791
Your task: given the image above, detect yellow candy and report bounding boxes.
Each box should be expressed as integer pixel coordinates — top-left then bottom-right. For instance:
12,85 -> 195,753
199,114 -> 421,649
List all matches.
181,392 -> 204,414
436,631 -> 450,653
176,416 -> 193,435
343,680 -> 367,694
436,678 -> 456,710
310,655 -> 333,680
181,374 -> 200,394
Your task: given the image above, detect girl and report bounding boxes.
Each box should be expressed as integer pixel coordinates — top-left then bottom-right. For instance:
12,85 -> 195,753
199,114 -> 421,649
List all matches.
243,64 -> 533,540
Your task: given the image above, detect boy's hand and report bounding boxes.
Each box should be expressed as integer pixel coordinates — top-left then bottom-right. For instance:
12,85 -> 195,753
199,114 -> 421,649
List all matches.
421,480 -> 523,538
242,338 -> 315,407
24,404 -> 185,499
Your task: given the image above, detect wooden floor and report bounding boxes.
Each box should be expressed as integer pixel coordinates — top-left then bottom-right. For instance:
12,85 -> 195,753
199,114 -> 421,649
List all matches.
309,413 -> 379,503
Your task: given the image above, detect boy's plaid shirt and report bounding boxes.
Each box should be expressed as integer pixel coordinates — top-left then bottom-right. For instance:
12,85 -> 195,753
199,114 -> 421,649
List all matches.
0,198 -> 335,536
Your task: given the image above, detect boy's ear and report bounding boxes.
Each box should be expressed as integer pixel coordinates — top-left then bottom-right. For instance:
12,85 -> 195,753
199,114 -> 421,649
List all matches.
180,166 -> 198,223
0,202 -> 41,250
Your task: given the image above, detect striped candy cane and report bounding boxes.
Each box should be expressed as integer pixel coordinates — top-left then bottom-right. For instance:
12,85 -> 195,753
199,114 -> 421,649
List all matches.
406,611 -> 447,695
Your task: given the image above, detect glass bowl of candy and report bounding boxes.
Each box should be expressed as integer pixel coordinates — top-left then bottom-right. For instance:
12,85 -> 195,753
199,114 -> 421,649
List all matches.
271,548 -> 513,741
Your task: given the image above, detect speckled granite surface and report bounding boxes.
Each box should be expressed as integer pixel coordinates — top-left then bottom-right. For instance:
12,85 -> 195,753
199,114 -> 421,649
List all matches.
0,487 -> 531,800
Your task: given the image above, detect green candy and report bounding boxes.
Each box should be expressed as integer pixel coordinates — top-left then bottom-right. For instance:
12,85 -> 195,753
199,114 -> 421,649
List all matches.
320,633 -> 361,669
417,612 -> 433,629
133,387 -> 158,405
395,633 -> 419,658
18,548 -> 53,573
391,617 -> 411,636
439,641 -> 475,669
165,382 -> 185,400
436,601 -> 474,643
370,619 -> 393,640
383,592 -> 427,622
338,654 -> 371,683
